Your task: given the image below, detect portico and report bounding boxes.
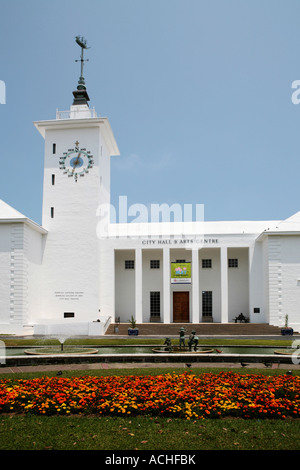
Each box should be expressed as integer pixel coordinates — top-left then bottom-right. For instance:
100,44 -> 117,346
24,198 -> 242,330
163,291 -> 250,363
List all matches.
114,239 -> 252,325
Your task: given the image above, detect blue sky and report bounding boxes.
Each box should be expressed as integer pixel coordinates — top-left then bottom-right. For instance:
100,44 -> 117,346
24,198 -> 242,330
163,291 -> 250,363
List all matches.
1,0 -> 300,225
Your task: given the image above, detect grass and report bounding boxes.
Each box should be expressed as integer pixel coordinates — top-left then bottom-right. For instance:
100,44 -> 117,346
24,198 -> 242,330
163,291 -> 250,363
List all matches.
0,413 -> 299,450
1,337 -> 295,347
2,365 -> 299,380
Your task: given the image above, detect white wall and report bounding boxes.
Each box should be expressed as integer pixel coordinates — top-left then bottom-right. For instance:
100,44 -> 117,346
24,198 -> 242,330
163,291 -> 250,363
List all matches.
142,249 -> 163,322
227,248 -> 249,321
0,222 -> 44,331
39,123 -> 111,323
115,250 -> 135,322
280,236 -> 300,330
0,224 -> 13,324
26,225 -> 44,324
262,237 -> 270,324
198,248 -> 221,322
249,242 -> 266,323
267,236 -> 283,327
263,234 -> 300,330
99,243 -> 115,321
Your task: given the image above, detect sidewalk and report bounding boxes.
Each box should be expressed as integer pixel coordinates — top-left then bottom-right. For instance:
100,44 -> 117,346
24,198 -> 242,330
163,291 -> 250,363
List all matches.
0,360 -> 298,375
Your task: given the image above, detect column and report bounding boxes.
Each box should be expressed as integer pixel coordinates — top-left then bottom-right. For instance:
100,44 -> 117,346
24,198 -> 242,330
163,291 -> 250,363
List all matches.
135,247 -> 143,323
192,249 -> 199,323
248,245 -> 253,323
220,246 -> 229,323
99,245 -> 115,320
163,247 -> 171,323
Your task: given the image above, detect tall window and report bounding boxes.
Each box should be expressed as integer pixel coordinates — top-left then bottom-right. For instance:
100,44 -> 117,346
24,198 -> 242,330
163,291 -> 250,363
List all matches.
150,291 -> 160,316
52,174 -> 55,185
52,143 -> 56,154
202,291 -> 212,317
50,207 -> 54,218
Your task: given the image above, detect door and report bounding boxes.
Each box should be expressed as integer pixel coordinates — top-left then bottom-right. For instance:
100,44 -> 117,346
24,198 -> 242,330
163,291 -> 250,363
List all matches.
173,292 -> 189,322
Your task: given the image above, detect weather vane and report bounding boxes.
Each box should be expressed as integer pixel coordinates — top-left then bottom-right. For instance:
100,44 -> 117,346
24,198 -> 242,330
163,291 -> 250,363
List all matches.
75,36 -> 90,89
72,36 -> 91,106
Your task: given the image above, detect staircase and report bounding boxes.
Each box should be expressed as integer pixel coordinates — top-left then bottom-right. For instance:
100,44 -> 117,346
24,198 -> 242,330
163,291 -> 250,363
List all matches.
106,323 -> 285,336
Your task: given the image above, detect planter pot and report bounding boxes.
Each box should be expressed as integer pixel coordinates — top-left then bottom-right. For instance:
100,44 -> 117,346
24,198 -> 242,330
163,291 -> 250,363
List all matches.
128,328 -> 139,336
281,327 -> 294,336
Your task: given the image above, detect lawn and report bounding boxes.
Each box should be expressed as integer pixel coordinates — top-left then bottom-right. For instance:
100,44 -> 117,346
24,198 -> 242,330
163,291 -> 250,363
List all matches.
1,337 -> 296,347
0,412 -> 299,450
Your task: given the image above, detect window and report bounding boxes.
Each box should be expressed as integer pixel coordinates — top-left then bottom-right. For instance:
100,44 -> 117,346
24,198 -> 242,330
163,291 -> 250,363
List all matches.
150,291 -> 160,316
52,174 -> 55,185
50,207 -> 54,218
202,291 -> 212,317
150,260 -> 160,269
52,143 -> 56,154
125,260 -> 134,270
228,258 -> 238,268
202,259 -> 212,268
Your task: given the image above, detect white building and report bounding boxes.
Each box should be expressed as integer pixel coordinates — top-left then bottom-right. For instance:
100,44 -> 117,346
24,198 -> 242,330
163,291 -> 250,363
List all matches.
1,69 -> 300,336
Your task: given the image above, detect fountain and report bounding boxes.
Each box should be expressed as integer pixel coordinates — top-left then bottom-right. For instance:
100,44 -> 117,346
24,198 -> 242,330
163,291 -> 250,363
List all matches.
1,327 -> 299,367
24,347 -> 98,355
53,334 -> 68,351
1,342 -> 298,368
24,334 -> 98,355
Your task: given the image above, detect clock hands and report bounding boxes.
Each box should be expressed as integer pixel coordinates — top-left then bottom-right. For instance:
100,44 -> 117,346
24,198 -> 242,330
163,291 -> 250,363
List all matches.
72,152 -> 82,173
74,152 -> 82,165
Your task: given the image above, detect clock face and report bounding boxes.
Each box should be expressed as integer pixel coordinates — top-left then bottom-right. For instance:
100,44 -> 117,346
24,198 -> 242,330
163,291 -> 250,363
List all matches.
59,141 -> 94,181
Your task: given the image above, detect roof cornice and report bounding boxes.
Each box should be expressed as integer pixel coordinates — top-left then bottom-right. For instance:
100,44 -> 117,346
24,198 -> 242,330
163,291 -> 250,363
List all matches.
0,218 -> 47,234
33,117 -> 120,156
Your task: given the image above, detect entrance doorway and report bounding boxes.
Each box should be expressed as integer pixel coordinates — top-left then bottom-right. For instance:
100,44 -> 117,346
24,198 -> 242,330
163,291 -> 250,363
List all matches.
173,292 -> 189,322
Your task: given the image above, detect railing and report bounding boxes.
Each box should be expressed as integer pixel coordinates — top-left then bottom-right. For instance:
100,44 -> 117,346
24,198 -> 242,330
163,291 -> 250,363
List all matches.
56,107 -> 97,120
104,315 -> 112,330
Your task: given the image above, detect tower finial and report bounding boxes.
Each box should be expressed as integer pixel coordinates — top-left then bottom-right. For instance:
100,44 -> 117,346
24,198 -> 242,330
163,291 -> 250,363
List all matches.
75,36 -> 90,89
72,36 -> 90,106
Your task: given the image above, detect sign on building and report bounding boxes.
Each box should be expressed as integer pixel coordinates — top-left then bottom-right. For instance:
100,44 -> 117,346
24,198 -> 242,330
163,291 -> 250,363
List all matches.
171,262 -> 191,284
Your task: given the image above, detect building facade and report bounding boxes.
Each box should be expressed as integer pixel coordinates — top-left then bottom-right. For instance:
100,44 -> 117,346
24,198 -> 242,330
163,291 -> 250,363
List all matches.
1,82 -> 300,335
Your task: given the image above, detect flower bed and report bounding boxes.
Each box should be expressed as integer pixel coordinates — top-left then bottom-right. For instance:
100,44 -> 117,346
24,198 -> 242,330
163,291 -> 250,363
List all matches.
0,371 -> 299,420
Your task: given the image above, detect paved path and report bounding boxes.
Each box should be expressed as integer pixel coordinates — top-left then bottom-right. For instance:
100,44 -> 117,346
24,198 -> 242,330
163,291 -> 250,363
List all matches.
0,360 -> 298,375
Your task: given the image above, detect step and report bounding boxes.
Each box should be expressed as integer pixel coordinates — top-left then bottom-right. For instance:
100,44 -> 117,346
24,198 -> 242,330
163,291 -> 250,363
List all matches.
106,323 -> 285,336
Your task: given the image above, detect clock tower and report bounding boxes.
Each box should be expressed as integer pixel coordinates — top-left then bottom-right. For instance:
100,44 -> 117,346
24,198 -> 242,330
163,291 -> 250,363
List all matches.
34,37 -> 119,327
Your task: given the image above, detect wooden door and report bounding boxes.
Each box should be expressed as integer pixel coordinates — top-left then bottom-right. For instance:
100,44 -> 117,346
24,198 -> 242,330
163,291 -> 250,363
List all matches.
173,292 -> 189,322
